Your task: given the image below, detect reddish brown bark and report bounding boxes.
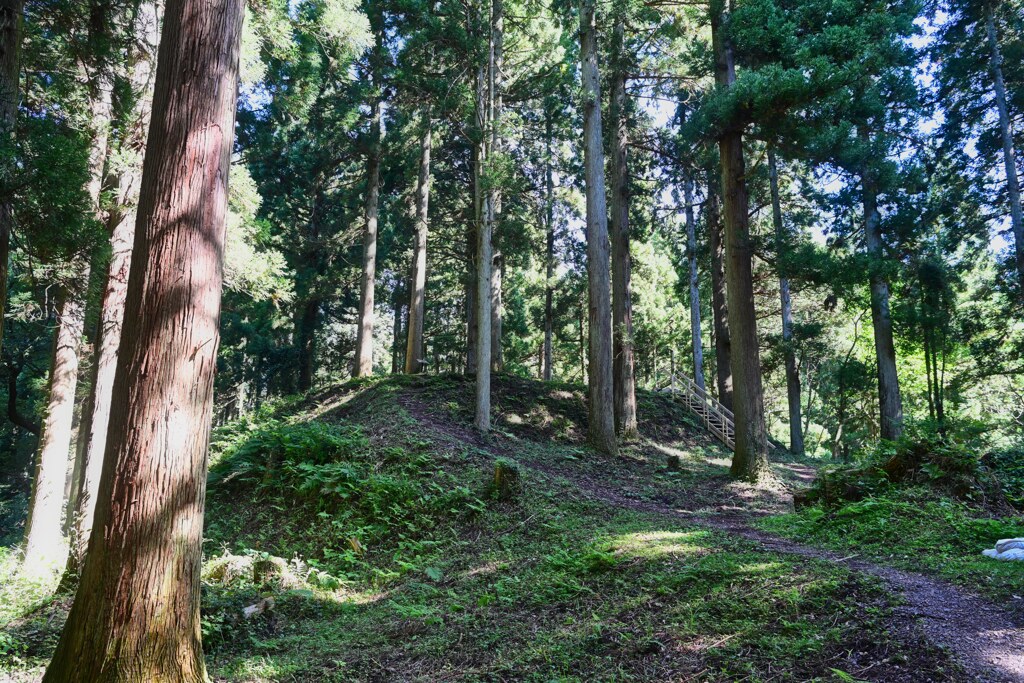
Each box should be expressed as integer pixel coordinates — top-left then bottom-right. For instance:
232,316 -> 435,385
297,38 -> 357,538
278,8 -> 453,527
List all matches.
580,0 -> 617,455
609,12 -> 638,440
42,0 -> 244,679
711,0 -> 769,481
68,0 -> 161,573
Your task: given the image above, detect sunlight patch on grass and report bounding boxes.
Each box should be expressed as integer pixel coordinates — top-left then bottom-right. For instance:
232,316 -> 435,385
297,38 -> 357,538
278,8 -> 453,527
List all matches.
610,530 -> 709,559
734,560 -> 786,575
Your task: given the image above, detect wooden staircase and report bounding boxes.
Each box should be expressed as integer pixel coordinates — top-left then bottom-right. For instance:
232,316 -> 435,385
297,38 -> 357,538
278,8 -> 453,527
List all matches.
661,373 -> 735,451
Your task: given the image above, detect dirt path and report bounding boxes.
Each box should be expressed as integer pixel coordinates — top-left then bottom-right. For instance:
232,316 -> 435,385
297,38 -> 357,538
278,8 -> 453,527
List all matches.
399,391 -> 1024,683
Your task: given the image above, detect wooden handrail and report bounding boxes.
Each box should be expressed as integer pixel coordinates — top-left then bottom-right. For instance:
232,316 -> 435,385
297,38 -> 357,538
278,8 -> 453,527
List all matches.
661,372 -> 735,451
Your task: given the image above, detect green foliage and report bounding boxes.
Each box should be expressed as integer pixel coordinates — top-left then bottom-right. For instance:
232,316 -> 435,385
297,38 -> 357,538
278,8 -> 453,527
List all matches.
762,489 -> 1024,602
798,425 -> 1011,510
207,411 -> 485,582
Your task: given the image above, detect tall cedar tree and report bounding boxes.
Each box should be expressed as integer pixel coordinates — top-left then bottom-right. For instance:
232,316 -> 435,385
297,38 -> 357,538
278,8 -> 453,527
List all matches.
609,5 -> 639,438
42,0 -> 244,678
580,0 -> 617,455
711,0 -> 769,480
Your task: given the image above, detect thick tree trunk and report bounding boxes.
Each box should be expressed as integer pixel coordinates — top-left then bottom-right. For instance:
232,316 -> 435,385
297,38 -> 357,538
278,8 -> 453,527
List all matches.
353,84 -> 383,376
861,157 -> 903,441
768,148 -> 803,455
0,0 -> 25,361
580,0 -> 617,455
406,114 -> 432,374
707,170 -> 732,413
608,15 -> 638,439
67,0 -> 161,576
21,292 -> 87,571
42,0 -> 244,679
684,171 -> 705,390
543,111 -> 554,381
711,1 -> 769,480
985,5 -> 1024,289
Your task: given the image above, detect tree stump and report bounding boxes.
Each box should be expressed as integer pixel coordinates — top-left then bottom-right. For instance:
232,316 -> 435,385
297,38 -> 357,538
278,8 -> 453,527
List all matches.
492,459 -> 521,501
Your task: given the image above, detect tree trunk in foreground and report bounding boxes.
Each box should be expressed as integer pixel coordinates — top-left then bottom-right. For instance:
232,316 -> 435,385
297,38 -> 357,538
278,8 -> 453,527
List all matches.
684,171 -> 705,390
67,0 -> 161,575
707,170 -> 732,413
985,5 -> 1024,290
0,0 -> 25,361
21,291 -> 86,571
580,0 -> 617,455
42,0 -> 244,679
406,114 -> 432,374
609,14 -> 638,439
861,153 -> 903,441
712,0 -> 769,481
353,95 -> 382,377
768,148 -> 803,455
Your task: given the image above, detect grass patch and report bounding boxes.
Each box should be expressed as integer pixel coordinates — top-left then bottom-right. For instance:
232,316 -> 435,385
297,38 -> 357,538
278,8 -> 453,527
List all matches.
759,488 -> 1024,602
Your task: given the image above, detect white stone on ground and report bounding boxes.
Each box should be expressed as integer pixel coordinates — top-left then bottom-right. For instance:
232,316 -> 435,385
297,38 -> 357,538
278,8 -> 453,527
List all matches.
982,538 -> 1024,561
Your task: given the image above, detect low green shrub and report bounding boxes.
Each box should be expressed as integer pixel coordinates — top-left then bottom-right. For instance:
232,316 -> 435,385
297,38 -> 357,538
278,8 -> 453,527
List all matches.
206,418 -> 485,582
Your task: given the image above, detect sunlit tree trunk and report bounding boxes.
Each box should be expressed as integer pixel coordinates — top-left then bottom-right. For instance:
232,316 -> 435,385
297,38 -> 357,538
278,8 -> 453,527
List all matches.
0,0 -> 25,361
406,113 -> 432,374
768,147 -> 803,454
21,292 -> 86,571
712,0 -> 768,480
861,143 -> 903,441
580,0 -> 617,455
41,0 -> 244,678
67,0 -> 161,576
684,171 -> 705,390
609,13 -> 638,439
707,169 -> 732,412
985,4 -> 1024,289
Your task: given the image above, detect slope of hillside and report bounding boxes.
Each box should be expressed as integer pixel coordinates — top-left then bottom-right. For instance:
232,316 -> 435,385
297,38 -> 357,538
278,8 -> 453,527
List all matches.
2,374 -> 1022,682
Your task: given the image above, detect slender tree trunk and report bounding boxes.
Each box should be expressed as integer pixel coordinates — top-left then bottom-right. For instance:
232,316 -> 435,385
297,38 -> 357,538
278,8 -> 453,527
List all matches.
21,292 -> 86,571
296,297 -> 318,391
767,147 -> 803,455
391,276 -> 405,374
42,0 -> 244,678
985,4 -> 1024,289
861,148 -> 903,441
707,169 -> 732,413
542,110 -> 555,381
684,171 -> 705,390
712,0 -> 768,480
406,113 -> 432,374
474,27 -> 492,431
488,0 -> 504,375
353,96 -> 382,377
608,14 -> 638,439
67,0 -> 161,576
580,0 -> 617,455
0,0 -> 25,361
